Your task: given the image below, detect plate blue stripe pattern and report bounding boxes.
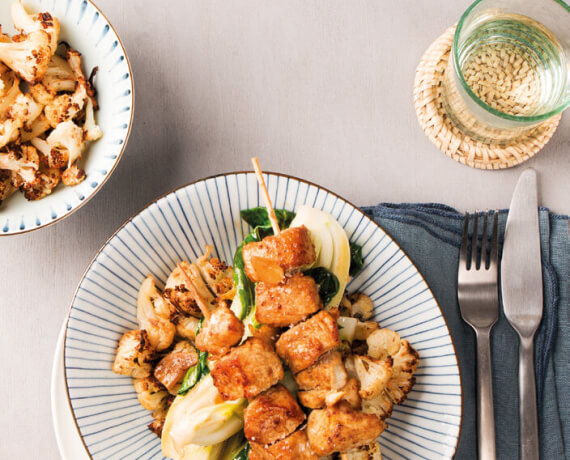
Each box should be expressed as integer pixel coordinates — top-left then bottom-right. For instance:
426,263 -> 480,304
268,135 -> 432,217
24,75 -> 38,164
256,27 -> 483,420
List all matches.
64,173 -> 461,459
0,0 -> 133,235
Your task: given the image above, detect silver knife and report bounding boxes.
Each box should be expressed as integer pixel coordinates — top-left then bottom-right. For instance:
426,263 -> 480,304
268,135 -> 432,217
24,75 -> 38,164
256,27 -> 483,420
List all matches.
501,168 -> 543,460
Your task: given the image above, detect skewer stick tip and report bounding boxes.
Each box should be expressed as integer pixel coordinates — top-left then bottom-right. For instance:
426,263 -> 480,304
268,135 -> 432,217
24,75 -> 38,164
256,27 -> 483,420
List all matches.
251,157 -> 281,235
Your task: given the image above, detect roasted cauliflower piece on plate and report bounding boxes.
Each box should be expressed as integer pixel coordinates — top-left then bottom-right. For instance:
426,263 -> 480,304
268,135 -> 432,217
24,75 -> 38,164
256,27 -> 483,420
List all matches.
136,275 -> 176,352
340,441 -> 382,460
133,376 -> 170,412
112,330 -> 154,378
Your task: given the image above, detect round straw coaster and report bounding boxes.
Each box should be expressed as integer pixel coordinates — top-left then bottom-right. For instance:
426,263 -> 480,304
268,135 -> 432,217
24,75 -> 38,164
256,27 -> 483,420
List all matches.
414,26 -> 562,170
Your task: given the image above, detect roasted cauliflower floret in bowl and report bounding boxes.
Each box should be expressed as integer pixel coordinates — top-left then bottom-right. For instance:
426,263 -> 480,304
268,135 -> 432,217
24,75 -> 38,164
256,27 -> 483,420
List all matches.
112,330 -> 154,379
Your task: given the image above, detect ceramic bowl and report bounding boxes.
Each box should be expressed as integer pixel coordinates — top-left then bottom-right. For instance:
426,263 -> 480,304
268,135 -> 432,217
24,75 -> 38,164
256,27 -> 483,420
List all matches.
64,173 -> 462,460
0,0 -> 133,235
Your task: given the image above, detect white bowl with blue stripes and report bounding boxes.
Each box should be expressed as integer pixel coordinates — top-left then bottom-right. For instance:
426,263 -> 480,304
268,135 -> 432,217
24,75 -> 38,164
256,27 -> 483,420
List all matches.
0,0 -> 133,235
64,172 -> 462,459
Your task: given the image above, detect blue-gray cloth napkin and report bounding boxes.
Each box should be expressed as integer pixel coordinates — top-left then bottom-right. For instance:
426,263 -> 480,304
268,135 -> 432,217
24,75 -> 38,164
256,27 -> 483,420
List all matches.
362,203 -> 568,460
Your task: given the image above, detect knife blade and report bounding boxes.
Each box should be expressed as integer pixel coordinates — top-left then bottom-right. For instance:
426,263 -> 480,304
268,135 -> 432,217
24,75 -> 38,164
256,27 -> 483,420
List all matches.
501,168 -> 542,460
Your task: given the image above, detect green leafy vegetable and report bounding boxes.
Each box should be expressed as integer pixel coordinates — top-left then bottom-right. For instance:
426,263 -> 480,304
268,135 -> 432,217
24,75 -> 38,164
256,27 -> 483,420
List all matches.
220,434 -> 249,460
250,312 -> 262,330
231,442 -> 250,460
199,350 -> 210,376
230,223 -> 275,320
231,258 -> 253,320
231,236 -> 256,320
349,242 -> 364,276
252,225 -> 274,241
178,350 -> 209,396
240,207 -> 295,229
304,267 -> 340,306
178,364 -> 201,396
196,317 -> 205,336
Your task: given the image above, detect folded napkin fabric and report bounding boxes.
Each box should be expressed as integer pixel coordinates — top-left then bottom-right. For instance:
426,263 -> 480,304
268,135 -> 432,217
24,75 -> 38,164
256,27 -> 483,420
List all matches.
362,203 -> 568,460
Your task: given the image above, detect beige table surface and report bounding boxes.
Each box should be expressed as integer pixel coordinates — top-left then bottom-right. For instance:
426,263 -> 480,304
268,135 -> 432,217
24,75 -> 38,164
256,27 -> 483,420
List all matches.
0,0 -> 568,458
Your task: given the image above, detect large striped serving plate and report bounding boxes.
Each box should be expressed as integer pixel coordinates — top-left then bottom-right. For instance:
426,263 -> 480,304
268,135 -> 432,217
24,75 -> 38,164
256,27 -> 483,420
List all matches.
0,0 -> 133,235
64,172 -> 462,459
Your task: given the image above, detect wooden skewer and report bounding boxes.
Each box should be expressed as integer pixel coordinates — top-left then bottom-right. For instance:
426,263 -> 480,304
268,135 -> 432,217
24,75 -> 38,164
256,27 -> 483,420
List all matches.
251,157 -> 280,235
178,262 -> 212,320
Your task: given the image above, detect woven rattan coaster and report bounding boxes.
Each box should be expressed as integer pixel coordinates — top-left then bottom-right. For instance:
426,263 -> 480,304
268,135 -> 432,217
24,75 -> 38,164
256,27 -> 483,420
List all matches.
414,27 -> 562,170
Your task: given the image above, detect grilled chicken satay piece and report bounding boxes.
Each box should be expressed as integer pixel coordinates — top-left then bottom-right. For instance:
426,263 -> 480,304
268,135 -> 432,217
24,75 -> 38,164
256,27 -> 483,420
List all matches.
249,428 -> 319,460
295,351 -> 361,410
195,303 -> 244,356
242,226 -> 316,283
210,337 -> 284,400
276,310 -> 340,374
255,273 -> 322,327
298,377 -> 361,410
295,350 -> 347,391
246,321 -> 281,346
244,384 -> 305,445
307,401 -> 386,456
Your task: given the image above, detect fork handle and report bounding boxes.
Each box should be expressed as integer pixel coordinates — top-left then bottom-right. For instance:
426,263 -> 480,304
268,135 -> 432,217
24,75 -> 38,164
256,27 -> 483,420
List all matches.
519,335 -> 539,460
476,328 -> 496,460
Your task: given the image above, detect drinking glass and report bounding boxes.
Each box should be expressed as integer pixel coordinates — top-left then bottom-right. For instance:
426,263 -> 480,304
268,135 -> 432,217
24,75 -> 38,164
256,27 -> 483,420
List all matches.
442,0 -> 570,144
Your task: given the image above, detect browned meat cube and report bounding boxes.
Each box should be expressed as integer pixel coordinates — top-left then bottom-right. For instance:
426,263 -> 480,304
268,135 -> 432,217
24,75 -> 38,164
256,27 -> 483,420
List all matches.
211,337 -> 284,400
243,226 -> 316,283
276,311 -> 340,373
307,402 -> 386,456
249,429 -> 319,460
295,350 -> 347,390
255,273 -> 322,327
153,341 -> 198,392
246,322 -> 281,346
244,384 -> 305,444
298,378 -> 361,410
195,303 -> 244,356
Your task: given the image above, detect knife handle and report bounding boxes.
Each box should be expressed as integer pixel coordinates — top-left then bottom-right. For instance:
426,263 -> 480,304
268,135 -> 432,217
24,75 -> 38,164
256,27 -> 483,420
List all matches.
519,335 -> 540,460
476,328 -> 496,460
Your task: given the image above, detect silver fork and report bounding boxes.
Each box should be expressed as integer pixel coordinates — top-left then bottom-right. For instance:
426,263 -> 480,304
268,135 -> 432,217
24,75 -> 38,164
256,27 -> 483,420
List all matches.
458,211 -> 499,460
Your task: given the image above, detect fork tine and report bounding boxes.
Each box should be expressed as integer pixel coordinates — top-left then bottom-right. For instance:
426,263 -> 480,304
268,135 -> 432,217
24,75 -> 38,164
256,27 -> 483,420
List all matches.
490,210 -> 499,265
460,213 -> 469,268
470,211 -> 479,270
480,211 -> 489,269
